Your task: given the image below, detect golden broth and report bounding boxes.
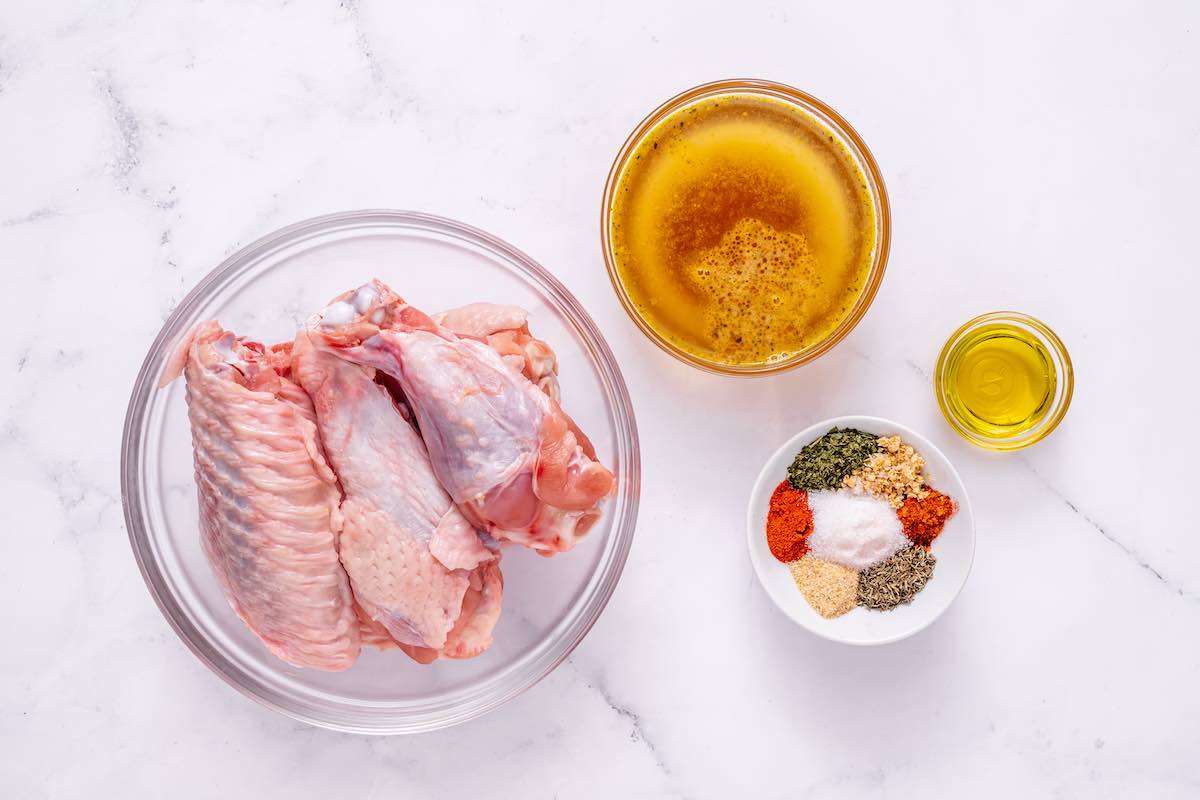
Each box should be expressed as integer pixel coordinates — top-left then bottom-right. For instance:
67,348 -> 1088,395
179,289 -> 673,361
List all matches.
609,93 -> 878,367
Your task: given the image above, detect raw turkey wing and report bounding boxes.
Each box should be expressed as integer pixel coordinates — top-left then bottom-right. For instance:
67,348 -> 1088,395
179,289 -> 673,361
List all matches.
162,321 -> 360,671
311,280 -> 614,555
434,302 -> 560,401
292,330 -> 502,659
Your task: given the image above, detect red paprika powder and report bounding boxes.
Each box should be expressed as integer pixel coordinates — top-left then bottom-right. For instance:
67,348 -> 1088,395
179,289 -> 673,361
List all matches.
766,481 -> 813,562
898,488 -> 956,546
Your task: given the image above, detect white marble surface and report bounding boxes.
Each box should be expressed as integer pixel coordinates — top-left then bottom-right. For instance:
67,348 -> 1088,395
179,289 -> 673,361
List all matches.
2,0 -> 1198,796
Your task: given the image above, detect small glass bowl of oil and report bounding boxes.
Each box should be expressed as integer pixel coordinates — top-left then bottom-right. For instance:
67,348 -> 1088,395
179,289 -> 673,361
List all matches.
935,312 -> 1074,451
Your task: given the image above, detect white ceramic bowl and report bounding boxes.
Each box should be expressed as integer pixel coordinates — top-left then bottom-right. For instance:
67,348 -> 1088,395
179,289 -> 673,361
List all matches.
746,415 -> 975,645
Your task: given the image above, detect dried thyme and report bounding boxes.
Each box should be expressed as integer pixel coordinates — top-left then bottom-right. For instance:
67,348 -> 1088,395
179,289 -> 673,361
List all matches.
857,546 -> 936,610
787,427 -> 880,490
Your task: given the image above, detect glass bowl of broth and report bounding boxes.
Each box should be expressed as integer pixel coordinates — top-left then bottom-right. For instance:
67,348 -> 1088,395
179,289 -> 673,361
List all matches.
602,79 -> 891,375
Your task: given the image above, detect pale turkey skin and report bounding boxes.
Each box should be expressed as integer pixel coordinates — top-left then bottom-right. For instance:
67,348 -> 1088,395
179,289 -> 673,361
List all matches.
434,303 -> 560,401
313,281 -> 615,555
165,321 -> 361,671
292,331 -> 502,659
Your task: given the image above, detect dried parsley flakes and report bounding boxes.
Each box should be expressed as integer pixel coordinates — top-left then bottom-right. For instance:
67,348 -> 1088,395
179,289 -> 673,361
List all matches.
787,427 -> 880,491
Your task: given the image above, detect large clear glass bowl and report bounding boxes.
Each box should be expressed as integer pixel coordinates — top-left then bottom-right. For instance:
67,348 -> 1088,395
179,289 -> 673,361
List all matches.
121,210 -> 640,734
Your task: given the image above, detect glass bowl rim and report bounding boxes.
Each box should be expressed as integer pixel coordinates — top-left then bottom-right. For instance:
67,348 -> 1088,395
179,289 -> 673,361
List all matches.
599,77 -> 892,376
120,209 -> 641,734
933,310 -> 1074,451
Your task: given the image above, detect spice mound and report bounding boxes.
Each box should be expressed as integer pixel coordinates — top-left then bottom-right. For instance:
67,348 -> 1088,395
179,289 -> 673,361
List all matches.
766,481 -> 812,562
789,557 -> 857,619
765,429 -> 957,619
806,491 -> 907,571
843,435 -> 928,508
858,546 -> 936,610
898,489 -> 956,546
787,427 -> 879,490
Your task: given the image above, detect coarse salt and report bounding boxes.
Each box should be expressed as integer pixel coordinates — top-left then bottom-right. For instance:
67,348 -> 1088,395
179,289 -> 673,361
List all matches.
806,490 -> 908,571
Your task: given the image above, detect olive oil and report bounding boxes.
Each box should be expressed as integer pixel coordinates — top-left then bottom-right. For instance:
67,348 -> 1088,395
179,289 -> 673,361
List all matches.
609,92 -> 878,367
940,324 -> 1056,438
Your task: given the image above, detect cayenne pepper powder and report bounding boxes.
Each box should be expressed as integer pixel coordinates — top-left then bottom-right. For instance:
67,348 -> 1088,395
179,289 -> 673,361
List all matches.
897,488 -> 956,546
766,481 -> 813,562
